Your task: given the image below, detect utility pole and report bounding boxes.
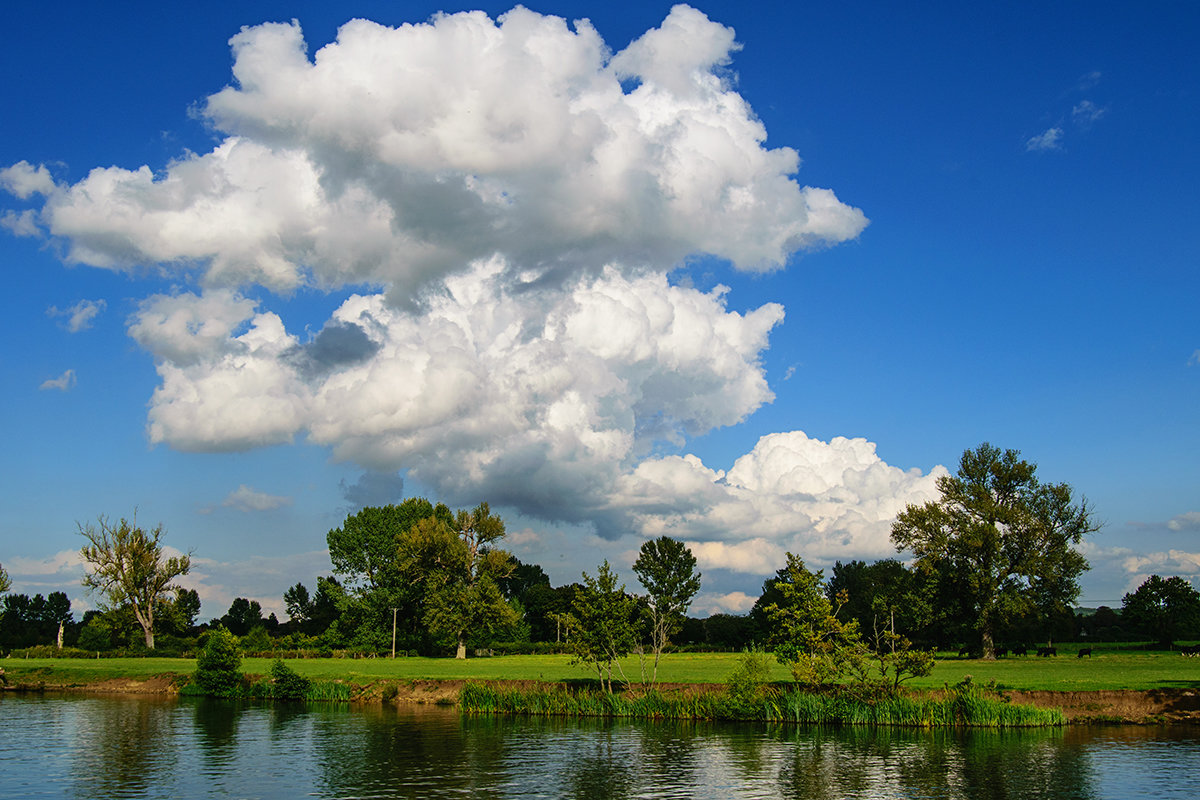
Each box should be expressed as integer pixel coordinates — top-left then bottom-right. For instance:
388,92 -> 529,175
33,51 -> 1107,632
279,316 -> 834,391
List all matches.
392,607 -> 399,658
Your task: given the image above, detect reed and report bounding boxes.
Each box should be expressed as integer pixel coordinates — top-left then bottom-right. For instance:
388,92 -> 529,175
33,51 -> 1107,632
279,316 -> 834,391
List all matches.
457,680 -> 1065,728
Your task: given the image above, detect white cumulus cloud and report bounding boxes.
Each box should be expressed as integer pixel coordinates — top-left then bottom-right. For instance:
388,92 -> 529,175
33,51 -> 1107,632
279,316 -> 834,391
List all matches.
0,7 -> 945,580
1026,127 -> 1063,152
15,6 -> 863,297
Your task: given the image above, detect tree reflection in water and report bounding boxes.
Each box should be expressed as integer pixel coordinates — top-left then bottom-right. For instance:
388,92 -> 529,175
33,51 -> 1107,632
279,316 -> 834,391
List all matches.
69,695 -> 180,799
3,695 -> 1197,800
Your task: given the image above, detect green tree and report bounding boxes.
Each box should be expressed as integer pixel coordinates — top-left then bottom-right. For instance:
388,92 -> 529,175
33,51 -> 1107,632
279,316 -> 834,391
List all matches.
327,499 -> 453,649
156,589 -> 198,639
78,514 -> 191,650
416,503 -> 518,659
0,562 -> 10,594
194,626 -> 242,696
760,553 -> 865,688
328,499 -> 453,591
1121,575 -> 1200,648
562,561 -> 640,692
45,591 -> 72,648
632,536 -> 701,685
283,582 -> 312,625
891,443 -> 1097,659
827,559 -> 929,647
221,597 -> 264,637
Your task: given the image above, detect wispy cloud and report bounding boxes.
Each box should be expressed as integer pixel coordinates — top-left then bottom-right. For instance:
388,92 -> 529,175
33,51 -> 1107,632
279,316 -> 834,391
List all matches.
1072,100 -> 1107,128
48,298 -> 106,332
39,369 -> 76,391
1026,127 -> 1063,152
221,485 -> 292,512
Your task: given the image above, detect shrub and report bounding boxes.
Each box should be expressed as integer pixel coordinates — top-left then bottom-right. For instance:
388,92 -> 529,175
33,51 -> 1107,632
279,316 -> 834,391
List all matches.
268,658 -> 311,700
194,627 -> 242,696
726,648 -> 775,704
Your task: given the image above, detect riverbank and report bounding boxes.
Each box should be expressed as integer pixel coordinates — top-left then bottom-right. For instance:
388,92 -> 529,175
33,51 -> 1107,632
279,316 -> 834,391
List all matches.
4,667 -> 1198,725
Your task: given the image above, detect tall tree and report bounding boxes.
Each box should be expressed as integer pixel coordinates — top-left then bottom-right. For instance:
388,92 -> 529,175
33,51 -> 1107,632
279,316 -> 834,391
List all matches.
1121,575 -> 1200,648
0,562 -> 10,594
327,499 -> 453,591
891,443 -> 1098,659
221,597 -> 264,637
415,503 -> 517,659
78,514 -> 191,650
632,536 -> 701,685
827,559 -> 929,647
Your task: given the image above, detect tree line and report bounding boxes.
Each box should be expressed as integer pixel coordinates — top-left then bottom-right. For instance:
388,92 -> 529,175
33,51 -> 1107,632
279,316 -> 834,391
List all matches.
2,444 -> 1198,660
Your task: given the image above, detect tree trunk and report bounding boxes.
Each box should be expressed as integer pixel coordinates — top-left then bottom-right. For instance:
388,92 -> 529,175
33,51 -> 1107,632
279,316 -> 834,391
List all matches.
57,622 -> 64,649
456,636 -> 467,660
981,625 -> 995,660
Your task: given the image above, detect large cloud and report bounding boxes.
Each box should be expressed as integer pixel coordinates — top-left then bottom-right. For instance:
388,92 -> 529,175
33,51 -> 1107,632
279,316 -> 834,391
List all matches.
1,6 -> 937,577
15,6 -> 864,297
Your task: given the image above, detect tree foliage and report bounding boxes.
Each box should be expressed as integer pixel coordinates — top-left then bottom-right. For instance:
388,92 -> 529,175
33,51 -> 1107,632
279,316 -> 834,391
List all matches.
632,536 -> 701,685
760,553 -> 865,688
0,562 -> 10,594
1121,575 -> 1200,647
411,503 -> 518,658
194,627 -> 242,696
78,514 -> 191,650
563,561 -> 640,692
891,443 -> 1097,658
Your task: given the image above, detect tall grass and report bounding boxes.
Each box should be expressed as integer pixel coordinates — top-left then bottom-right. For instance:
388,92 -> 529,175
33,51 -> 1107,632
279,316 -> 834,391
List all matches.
458,680 -> 1065,728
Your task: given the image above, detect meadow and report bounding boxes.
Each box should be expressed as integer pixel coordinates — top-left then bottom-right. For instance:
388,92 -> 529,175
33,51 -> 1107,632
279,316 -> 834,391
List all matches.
4,644 -> 1199,693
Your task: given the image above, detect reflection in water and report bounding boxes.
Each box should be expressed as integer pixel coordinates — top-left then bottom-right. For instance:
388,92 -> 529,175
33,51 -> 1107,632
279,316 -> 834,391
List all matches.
1,693 -> 1199,799
66,695 -> 181,799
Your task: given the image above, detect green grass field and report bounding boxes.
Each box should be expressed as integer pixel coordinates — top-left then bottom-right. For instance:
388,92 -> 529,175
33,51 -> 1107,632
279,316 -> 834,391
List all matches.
5,645 -> 1200,692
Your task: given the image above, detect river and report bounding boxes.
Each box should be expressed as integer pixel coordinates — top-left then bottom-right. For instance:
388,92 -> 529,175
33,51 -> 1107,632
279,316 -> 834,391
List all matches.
1,693 -> 1198,799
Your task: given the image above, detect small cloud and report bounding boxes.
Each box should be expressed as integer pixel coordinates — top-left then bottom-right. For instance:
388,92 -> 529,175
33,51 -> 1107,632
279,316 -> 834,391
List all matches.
1167,512 -> 1200,532
1188,349 -> 1199,366
1,209 -> 42,237
48,299 -> 107,333
1072,100 -> 1107,128
39,369 -> 76,392
1077,71 -> 1103,90
1026,127 -> 1063,152
222,484 -> 292,512
0,160 -> 56,199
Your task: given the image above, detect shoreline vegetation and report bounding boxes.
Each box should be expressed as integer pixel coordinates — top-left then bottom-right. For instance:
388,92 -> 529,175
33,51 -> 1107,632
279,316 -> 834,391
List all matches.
3,651 -> 1199,726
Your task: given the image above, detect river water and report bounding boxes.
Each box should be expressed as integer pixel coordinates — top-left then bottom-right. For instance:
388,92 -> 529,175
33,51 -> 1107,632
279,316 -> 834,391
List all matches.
2,693 -> 1198,799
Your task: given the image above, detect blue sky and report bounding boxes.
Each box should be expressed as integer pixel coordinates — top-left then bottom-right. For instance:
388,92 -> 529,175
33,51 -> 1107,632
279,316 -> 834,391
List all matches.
2,1 -> 1196,621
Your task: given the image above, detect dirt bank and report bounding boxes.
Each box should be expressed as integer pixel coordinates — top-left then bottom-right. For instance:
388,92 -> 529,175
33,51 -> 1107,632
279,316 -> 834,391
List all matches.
6,673 -> 1199,724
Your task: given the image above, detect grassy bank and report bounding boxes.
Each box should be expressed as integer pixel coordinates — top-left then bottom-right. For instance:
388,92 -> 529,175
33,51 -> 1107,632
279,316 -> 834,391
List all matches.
458,681 -> 1066,728
4,647 -> 1199,692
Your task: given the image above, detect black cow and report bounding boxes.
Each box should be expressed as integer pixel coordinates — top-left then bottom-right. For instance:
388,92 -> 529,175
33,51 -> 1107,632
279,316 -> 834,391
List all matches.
1037,646 -> 1058,657
1011,645 -> 1028,657
1077,648 -> 1093,658
1180,644 -> 1200,657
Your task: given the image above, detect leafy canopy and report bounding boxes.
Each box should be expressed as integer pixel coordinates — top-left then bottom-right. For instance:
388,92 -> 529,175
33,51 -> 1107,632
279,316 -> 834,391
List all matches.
78,514 -> 191,650
891,443 -> 1097,658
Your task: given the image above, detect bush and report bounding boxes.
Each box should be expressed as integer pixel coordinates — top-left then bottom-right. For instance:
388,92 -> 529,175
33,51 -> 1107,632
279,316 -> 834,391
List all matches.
194,627 -> 242,696
268,659 -> 311,700
726,648 -> 775,704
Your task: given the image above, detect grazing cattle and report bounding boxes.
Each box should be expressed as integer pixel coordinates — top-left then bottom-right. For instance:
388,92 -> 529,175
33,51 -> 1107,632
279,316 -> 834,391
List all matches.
959,647 -> 972,658
1180,644 -> 1200,657
1011,645 -> 1028,657
1037,646 -> 1058,657
1077,648 -> 1093,658
995,648 -> 1009,658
